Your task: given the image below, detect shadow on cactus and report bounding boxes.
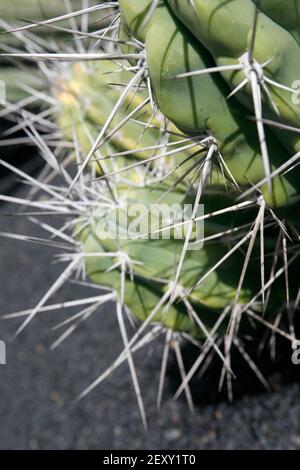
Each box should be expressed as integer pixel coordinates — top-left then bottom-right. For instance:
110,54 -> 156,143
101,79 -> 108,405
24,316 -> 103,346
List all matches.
0,0 -> 300,428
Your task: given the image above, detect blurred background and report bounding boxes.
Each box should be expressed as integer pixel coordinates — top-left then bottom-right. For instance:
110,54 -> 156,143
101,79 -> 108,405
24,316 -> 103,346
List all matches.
1,0 -> 300,451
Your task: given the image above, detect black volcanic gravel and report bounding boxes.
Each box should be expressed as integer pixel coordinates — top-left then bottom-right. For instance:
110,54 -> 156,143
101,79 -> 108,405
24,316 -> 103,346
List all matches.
1,180 -> 300,450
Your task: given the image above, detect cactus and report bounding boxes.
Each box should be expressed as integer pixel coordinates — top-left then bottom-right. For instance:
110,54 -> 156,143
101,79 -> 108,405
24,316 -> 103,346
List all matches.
1,0 -> 300,425
0,0 -> 109,104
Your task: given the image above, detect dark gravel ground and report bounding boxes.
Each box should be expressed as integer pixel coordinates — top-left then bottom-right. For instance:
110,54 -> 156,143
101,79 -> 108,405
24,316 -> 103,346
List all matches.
1,180 -> 300,450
